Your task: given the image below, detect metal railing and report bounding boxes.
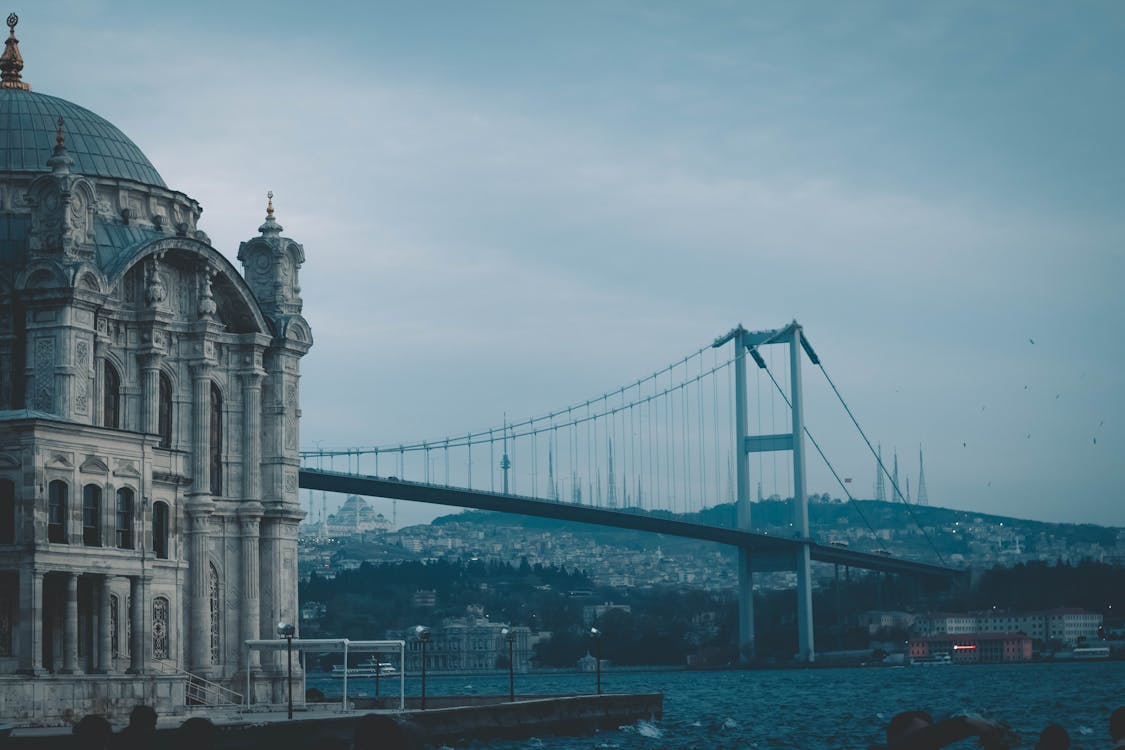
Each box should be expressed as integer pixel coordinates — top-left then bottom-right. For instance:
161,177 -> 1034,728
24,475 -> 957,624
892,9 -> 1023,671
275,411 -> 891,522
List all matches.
152,660 -> 243,708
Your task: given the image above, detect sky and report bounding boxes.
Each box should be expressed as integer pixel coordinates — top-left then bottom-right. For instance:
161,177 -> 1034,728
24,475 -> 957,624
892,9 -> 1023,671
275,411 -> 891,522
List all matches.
19,0 -> 1125,527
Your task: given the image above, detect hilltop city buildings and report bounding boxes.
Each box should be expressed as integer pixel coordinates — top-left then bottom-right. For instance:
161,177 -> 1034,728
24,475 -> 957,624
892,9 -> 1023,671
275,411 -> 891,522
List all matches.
0,17 -> 311,721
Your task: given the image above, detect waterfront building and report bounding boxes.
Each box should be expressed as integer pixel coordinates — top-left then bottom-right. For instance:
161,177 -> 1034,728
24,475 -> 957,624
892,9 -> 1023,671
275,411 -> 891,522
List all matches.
0,17 -> 311,721
909,632 -> 1032,663
397,619 -> 531,673
913,608 -> 1103,647
856,610 -> 916,634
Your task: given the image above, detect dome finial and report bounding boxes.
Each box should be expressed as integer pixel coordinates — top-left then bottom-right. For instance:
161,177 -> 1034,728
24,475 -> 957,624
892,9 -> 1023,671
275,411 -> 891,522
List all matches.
259,190 -> 283,237
0,12 -> 30,92
47,114 -> 73,175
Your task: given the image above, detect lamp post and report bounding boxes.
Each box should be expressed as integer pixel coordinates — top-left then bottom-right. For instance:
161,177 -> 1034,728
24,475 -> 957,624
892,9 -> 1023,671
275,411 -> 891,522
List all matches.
277,622 -> 295,719
501,627 -> 515,702
590,627 -> 602,695
414,625 -> 431,710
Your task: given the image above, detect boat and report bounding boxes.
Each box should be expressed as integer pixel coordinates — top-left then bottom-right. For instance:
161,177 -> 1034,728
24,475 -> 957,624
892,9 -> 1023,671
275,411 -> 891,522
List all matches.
329,658 -> 399,678
1071,646 -> 1110,660
910,652 -> 953,666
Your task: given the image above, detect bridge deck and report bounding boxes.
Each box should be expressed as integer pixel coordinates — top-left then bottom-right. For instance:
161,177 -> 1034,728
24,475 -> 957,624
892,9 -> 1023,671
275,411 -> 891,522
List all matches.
298,469 -> 960,579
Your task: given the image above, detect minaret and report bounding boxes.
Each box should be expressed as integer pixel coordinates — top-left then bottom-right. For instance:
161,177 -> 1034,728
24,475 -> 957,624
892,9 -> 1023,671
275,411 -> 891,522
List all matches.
892,450 -> 902,502
916,445 -> 929,506
875,444 -> 887,502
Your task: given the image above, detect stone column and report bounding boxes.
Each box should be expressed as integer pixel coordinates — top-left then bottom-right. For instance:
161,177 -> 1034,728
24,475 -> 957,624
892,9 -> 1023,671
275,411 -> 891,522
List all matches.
185,507 -> 212,672
139,352 -> 162,436
96,575 -> 112,673
61,573 -> 80,673
239,506 -> 262,669
187,361 -> 214,672
191,363 -> 212,493
241,369 -> 263,499
127,575 -> 145,673
17,566 -> 44,674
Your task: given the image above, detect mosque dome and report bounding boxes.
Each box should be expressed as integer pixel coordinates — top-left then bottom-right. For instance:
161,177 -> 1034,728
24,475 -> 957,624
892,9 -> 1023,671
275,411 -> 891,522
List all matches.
0,13 -> 165,188
0,88 -> 166,188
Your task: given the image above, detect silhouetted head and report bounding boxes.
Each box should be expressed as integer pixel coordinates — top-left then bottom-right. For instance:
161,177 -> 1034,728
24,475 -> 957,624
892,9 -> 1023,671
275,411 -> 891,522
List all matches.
72,714 -> 113,747
128,704 -> 157,731
1111,706 -> 1125,742
354,713 -> 406,750
886,711 -> 935,746
175,717 -> 216,749
1035,724 -> 1069,750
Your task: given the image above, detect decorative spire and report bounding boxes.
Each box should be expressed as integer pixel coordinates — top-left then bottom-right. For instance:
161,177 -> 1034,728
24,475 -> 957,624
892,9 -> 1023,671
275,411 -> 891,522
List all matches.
258,189 -> 283,237
0,13 -> 29,91
46,116 -> 73,175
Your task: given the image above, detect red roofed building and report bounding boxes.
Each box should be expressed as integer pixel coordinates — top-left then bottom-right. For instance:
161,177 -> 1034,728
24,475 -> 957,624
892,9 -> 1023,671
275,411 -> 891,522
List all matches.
909,632 -> 1032,664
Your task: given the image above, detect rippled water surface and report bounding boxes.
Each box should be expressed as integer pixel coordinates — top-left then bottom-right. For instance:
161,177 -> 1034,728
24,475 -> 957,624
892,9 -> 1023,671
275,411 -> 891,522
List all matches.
311,661 -> 1125,749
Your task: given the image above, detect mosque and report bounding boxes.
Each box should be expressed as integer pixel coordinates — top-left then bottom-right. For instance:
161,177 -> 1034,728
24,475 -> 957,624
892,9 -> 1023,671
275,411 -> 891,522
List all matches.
0,14 -> 312,721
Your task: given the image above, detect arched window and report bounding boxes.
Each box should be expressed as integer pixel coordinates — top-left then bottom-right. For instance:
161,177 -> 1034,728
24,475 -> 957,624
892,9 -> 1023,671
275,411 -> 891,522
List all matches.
152,501 -> 169,559
210,383 -> 222,496
104,362 -> 121,429
115,487 -> 134,549
208,563 -> 220,664
152,596 -> 169,659
0,478 -> 13,544
158,373 -> 173,448
82,484 -> 101,546
48,480 -> 68,543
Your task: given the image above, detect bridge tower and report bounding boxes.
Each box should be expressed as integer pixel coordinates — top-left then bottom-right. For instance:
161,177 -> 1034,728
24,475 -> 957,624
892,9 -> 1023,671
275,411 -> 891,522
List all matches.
715,320 -> 817,663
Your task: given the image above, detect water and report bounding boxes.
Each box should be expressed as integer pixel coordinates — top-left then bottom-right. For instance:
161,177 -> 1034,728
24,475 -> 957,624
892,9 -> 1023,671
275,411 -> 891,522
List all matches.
309,662 -> 1125,748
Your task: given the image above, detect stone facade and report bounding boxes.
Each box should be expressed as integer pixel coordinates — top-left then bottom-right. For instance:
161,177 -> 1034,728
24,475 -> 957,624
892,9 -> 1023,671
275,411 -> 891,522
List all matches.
0,27 -> 311,722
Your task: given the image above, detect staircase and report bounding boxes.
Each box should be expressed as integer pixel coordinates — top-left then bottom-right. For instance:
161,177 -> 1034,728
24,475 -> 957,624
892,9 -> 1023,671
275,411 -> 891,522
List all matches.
153,661 -> 244,708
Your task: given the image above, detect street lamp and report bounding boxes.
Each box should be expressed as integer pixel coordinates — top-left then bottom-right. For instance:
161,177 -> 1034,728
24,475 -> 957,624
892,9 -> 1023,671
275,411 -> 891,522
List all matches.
590,627 -> 602,695
414,625 -> 431,710
501,627 -> 515,702
277,622 -> 296,720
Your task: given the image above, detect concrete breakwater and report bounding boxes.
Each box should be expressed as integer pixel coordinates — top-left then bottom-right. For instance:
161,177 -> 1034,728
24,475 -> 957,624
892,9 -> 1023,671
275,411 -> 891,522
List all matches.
2,693 -> 663,748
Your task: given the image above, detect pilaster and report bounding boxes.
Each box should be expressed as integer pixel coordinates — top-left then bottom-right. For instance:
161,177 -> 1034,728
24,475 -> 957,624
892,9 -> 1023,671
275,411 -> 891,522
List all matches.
16,565 -> 43,674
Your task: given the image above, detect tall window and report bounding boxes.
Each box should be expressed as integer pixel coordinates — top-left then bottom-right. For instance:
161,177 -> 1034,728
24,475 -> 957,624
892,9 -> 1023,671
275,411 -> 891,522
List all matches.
115,487 -> 134,549
110,594 -> 119,657
152,501 -> 169,559
0,574 -> 12,657
0,478 -> 13,544
209,563 -> 220,664
152,596 -> 169,659
158,373 -> 173,448
48,480 -> 68,543
82,484 -> 101,546
209,383 -> 222,496
103,362 -> 121,428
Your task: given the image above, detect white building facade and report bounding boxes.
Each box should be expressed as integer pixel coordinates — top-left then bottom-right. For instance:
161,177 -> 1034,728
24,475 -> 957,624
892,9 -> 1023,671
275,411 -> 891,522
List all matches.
0,16 -> 311,722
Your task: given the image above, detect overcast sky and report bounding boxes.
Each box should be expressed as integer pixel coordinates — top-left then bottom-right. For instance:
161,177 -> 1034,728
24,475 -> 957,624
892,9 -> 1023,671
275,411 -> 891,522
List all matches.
23,1 -> 1125,527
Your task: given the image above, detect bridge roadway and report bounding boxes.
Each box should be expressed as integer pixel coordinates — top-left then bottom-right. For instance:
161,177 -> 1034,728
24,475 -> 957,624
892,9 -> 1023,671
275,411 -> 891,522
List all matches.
298,468 -> 961,579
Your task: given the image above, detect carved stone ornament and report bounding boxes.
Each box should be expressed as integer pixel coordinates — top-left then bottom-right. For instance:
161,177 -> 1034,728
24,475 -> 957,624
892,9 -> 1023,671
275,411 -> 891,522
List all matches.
197,267 -> 217,319
145,255 -> 167,307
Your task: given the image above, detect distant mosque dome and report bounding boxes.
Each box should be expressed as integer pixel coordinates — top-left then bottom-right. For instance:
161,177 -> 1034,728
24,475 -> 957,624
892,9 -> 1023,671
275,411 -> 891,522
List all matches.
0,89 -> 165,187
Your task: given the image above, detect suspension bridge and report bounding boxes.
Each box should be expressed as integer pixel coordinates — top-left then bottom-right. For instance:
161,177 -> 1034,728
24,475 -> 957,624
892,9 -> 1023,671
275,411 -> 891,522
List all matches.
297,321 -> 961,663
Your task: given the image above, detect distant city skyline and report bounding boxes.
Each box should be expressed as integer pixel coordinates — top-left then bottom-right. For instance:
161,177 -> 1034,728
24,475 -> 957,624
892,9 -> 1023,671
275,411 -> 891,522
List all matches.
25,1 -> 1125,527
